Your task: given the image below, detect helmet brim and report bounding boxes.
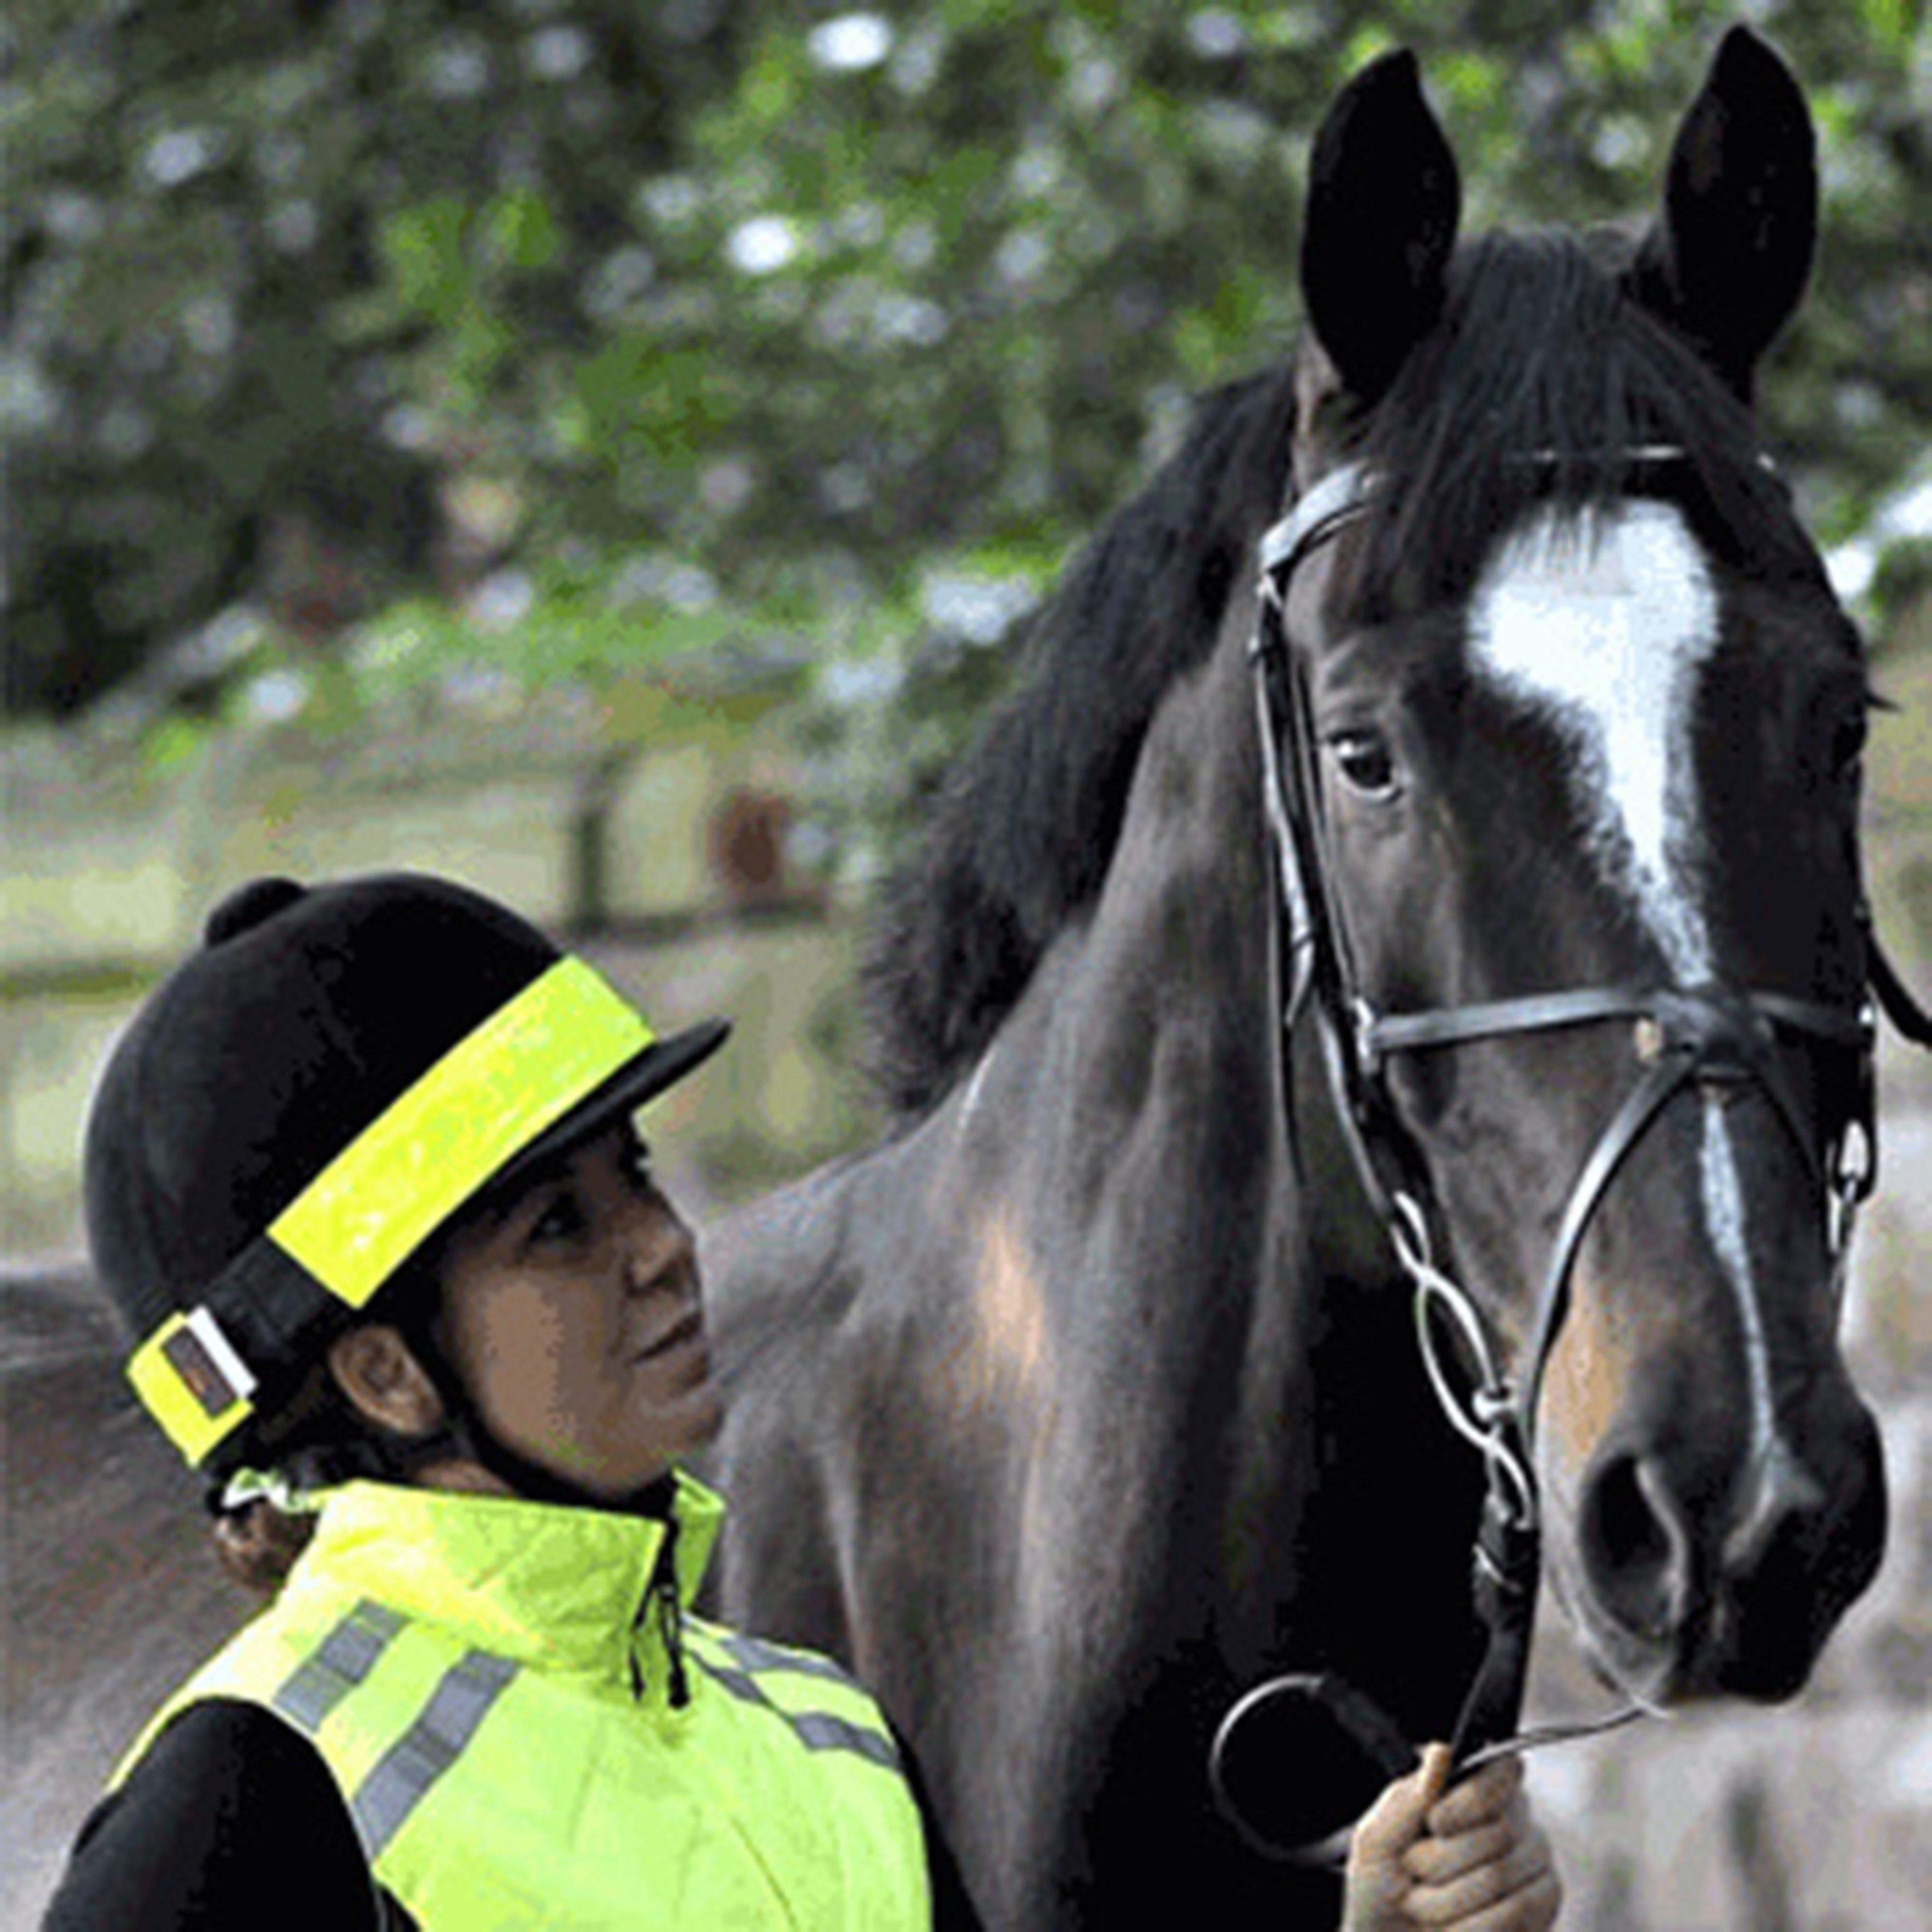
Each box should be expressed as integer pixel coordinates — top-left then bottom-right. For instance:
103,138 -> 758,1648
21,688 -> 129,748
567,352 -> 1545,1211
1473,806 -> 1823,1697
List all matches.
485,1016 -> 732,1200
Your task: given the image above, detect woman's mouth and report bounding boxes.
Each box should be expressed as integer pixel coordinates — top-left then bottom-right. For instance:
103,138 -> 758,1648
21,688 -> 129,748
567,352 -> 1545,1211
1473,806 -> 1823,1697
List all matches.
635,1308 -> 703,1364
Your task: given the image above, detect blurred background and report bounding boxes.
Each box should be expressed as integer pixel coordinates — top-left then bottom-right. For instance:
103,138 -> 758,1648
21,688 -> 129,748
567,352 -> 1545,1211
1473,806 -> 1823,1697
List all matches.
4,2 -> 1931,1925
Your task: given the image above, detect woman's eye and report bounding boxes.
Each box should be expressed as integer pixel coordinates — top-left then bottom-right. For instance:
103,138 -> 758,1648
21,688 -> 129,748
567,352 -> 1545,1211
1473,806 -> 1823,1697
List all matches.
1328,728 -> 1399,799
529,1191 -> 586,1245
622,1137 -> 658,1196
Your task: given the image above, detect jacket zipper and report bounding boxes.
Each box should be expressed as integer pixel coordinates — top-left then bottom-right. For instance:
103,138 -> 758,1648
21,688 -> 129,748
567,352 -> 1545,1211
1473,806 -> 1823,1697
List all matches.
633,1515 -> 690,1708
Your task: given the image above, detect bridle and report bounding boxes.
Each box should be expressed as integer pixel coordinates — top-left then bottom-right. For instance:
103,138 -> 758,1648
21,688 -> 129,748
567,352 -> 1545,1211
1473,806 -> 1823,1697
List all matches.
1211,451 -> 1931,1847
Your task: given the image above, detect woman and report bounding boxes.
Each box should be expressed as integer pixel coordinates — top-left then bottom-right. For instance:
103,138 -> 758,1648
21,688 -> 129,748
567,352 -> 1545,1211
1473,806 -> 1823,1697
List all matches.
45,871 -> 1559,1930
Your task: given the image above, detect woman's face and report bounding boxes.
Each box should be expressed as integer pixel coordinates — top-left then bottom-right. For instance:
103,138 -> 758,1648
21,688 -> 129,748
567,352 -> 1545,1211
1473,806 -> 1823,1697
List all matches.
431,1119 -> 723,1500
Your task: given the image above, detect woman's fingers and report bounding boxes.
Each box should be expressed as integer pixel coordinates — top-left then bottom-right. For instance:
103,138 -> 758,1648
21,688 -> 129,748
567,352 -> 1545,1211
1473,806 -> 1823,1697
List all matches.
1401,1811 -> 1519,1886
1405,1765 -> 1533,1884
1405,1756 -> 1560,1931
1343,1745 -> 1562,1932
1404,1778 -> 1559,1932
1406,1855 -> 1569,1932
1424,1753 -> 1524,1835
1343,1746 -> 1454,1931
1355,1743 -> 1454,1861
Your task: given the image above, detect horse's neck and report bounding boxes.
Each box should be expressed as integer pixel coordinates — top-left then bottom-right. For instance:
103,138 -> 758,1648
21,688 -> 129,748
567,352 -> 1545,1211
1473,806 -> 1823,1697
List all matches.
1021,617 -> 1306,1556
1037,609 -> 1483,1704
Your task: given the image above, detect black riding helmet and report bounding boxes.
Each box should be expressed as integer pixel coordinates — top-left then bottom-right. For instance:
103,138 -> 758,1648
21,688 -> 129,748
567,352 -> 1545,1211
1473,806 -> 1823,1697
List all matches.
86,872 -> 729,1483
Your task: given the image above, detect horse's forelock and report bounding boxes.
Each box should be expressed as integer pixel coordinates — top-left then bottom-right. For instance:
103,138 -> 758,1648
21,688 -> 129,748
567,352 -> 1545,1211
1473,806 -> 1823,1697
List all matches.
1338,229 -> 1820,624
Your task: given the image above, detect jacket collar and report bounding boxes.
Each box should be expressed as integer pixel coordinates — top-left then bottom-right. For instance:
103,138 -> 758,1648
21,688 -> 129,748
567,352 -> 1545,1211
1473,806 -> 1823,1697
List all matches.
287,1470 -> 724,1693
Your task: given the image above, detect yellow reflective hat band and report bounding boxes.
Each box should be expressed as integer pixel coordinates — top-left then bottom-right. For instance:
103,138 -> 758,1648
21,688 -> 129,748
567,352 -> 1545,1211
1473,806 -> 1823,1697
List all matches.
127,1307 -> 260,1469
269,955 -> 655,1308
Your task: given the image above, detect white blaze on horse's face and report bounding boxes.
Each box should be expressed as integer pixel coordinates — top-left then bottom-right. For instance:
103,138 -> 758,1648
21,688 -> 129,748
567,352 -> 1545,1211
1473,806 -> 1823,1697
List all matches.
1468,499 -> 1719,980
1467,500 -> 1789,1480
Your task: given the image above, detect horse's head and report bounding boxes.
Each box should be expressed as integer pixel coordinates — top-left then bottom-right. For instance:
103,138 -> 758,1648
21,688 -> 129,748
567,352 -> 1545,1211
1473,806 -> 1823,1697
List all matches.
1283,28 -> 1884,1710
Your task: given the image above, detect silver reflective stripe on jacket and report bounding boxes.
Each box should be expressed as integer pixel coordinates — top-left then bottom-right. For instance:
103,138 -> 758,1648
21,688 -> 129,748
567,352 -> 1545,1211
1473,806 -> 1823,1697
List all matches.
272,1599 -> 406,1731
693,1631 -> 902,1773
270,1603 -> 521,1861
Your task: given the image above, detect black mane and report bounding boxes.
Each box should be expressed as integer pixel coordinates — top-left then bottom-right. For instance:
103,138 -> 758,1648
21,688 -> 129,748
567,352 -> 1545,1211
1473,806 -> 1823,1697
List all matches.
861,365 -> 1297,1115
863,229 -> 1826,1119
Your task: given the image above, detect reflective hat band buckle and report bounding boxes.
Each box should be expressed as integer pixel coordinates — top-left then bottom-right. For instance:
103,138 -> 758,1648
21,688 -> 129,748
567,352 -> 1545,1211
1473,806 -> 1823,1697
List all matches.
128,1307 -> 260,1466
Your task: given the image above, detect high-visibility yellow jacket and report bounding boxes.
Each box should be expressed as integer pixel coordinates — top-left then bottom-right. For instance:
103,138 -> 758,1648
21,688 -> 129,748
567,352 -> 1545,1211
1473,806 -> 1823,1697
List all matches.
113,1474 -> 932,1929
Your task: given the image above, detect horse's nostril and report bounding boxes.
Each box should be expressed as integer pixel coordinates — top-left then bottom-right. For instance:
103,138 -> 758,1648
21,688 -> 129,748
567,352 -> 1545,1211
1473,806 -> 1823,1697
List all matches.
1721,1448 -> 1826,1580
1579,1451 -> 1689,1641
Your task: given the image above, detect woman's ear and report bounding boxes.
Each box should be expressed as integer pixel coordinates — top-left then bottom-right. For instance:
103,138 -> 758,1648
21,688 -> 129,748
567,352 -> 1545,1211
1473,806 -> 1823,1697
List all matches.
327,1324 -> 447,1436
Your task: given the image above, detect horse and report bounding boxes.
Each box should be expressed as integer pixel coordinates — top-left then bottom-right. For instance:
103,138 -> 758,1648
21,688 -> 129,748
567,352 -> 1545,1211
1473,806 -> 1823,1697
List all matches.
704,29 -> 1900,1927
1,1264 -> 246,1925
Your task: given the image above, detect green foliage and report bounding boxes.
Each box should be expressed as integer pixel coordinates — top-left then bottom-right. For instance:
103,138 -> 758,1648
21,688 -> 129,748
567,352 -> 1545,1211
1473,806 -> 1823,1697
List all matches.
1874,536 -> 1932,633
5,0 -> 1931,869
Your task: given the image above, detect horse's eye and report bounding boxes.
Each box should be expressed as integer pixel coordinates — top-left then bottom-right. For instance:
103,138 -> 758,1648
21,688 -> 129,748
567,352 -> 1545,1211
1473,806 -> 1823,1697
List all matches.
1327,728 -> 1399,799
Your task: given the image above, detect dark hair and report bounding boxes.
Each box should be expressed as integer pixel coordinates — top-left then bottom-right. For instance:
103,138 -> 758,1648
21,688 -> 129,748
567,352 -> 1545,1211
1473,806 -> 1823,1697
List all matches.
212,1494 -> 322,1595
861,365 -> 1298,1116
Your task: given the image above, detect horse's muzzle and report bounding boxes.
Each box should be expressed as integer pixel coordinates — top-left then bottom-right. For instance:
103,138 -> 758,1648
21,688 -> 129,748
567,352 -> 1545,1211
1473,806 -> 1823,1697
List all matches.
1564,1386 -> 1886,1704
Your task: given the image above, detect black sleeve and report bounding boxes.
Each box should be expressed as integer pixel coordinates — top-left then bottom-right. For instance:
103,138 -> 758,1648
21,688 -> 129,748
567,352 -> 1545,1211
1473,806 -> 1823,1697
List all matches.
42,1699 -> 417,1932
889,1723 -> 990,1932
51,1697 -> 957,1931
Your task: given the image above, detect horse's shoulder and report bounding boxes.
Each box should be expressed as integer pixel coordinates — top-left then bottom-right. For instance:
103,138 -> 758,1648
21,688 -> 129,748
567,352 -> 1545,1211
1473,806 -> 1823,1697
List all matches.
708,1151 -> 874,1288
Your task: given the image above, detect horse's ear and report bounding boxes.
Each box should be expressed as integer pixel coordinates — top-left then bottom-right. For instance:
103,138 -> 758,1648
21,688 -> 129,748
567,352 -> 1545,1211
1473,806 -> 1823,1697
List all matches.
1630,26 -> 1816,403
1299,49 -> 1461,407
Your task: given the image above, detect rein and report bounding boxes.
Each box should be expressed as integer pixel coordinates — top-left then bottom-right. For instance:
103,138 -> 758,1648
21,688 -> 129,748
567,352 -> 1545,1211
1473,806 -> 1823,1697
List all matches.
1212,452 -> 1932,1851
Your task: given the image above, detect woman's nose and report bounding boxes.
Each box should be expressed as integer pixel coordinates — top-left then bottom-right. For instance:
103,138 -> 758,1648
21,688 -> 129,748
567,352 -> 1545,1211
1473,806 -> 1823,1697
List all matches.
621,1202 -> 695,1291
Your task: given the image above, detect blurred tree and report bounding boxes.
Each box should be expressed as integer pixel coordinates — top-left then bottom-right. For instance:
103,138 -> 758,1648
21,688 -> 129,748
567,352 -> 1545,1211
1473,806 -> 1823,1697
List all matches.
1,0 -> 748,713
4,0 -> 1929,859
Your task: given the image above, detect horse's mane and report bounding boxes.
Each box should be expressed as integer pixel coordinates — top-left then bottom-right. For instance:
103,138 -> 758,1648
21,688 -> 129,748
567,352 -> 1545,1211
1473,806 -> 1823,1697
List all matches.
860,364 -> 1298,1115
863,229 -> 1826,1119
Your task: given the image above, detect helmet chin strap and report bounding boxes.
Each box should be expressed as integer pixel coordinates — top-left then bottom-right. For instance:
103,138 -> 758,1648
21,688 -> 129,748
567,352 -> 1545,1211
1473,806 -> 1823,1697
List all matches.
395,1312 -> 675,1518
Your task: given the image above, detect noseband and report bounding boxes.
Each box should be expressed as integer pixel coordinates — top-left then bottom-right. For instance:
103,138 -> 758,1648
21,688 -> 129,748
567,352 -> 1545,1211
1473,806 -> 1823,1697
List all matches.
1214,453 -> 1927,1839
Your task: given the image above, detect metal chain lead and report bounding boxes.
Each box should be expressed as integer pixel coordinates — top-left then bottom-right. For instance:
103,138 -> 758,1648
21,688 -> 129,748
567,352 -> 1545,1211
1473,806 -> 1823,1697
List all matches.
1389,1192 -> 1538,1534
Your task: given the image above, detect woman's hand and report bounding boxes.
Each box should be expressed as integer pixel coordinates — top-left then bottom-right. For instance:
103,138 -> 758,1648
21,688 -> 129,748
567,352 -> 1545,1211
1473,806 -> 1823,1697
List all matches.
1342,1745 -> 1562,1930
